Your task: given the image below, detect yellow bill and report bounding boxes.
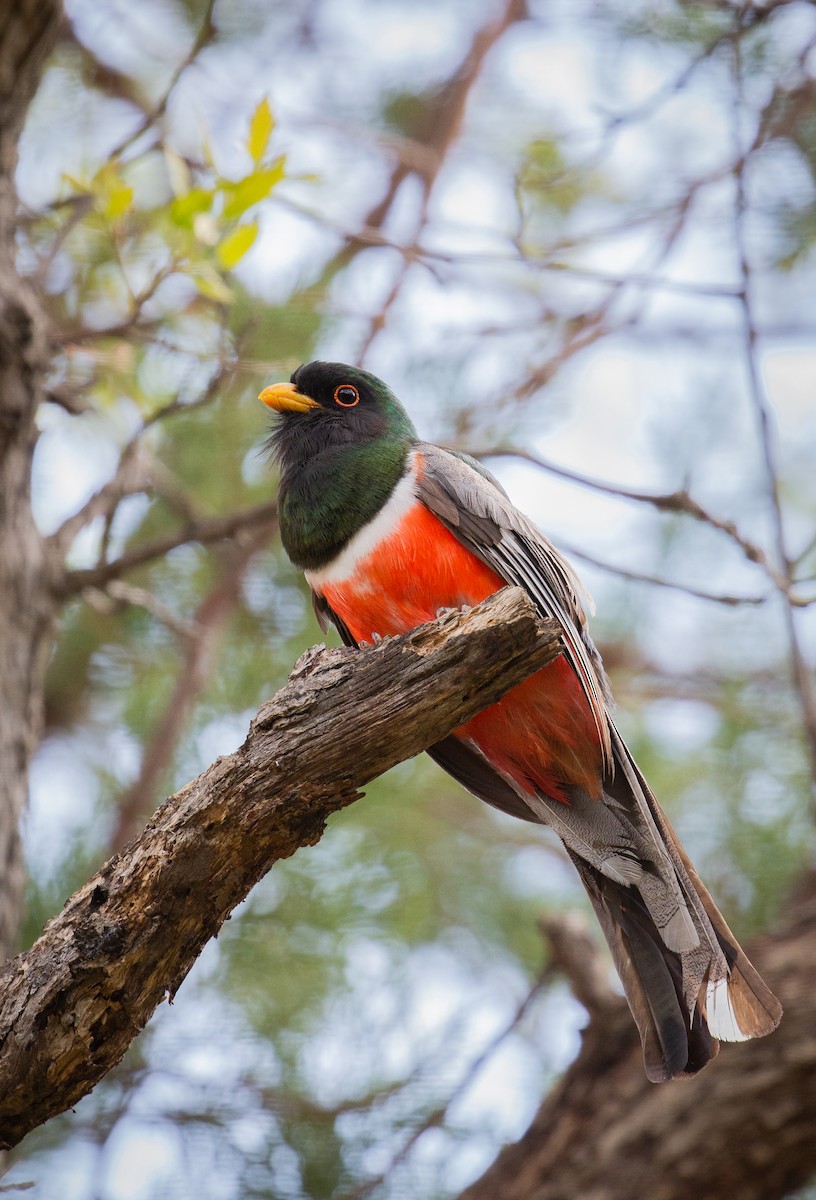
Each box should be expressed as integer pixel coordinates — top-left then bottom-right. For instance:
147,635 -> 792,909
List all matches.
258,383 -> 320,413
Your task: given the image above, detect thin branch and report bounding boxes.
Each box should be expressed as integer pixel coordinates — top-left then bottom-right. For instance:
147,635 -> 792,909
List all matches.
278,194 -> 748,301
338,964 -> 552,1200
323,0 -> 527,286
32,194 -> 93,288
142,363 -> 234,432
732,27 -> 816,789
83,581 -> 199,643
557,540 -> 766,608
0,590 -> 562,1149
50,353 -> 236,569
43,382 -> 91,415
57,500 -> 279,597
538,911 -> 622,1016
49,446 -> 151,557
104,0 -> 218,164
109,526 -> 273,852
471,446 -> 787,592
56,265 -> 172,346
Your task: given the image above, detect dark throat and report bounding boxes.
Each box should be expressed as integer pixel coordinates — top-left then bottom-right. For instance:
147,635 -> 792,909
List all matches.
272,416 -> 412,571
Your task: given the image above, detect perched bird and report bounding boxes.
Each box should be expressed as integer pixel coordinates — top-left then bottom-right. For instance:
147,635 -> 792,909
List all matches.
260,360 -> 782,1082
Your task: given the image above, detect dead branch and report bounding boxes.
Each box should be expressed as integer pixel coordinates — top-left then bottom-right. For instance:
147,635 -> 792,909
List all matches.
0,588 -> 561,1150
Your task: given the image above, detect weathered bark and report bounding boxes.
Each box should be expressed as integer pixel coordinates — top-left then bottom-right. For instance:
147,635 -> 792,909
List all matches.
0,588 -> 560,1149
0,0 -> 65,957
460,878 -> 816,1200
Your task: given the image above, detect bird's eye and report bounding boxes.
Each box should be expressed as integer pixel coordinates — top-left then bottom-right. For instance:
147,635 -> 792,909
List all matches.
334,384 -> 360,408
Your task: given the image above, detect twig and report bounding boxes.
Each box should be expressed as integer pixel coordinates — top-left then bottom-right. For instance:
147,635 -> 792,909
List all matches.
49,446 -> 151,557
58,500 -> 279,596
732,26 -> 816,789
33,194 -> 93,287
538,911 -> 622,1016
323,0 -> 527,288
83,581 -> 199,643
470,445 -> 787,591
558,539 -> 767,607
43,382 -> 91,415
337,965 -> 551,1200
57,261 -> 175,346
277,194 -> 749,301
105,0 -> 218,164
109,528 -> 271,851
50,355 -> 239,575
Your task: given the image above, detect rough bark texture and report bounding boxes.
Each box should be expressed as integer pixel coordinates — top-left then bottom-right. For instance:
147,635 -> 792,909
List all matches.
0,0 -> 64,958
0,588 -> 560,1150
460,878 -> 816,1200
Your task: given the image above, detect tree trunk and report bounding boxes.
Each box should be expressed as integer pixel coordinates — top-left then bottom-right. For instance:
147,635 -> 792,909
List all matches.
0,0 -> 64,957
459,876 -> 816,1200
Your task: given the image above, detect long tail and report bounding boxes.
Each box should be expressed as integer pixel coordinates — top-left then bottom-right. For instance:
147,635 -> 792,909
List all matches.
537,726 -> 782,1082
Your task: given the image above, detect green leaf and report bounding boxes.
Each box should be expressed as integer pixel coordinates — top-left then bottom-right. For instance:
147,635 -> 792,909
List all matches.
247,97 -> 274,163
221,160 -> 285,220
216,221 -> 259,269
171,187 -> 215,227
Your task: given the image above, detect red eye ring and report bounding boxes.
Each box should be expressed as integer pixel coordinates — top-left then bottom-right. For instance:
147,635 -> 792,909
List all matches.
334,384 -> 360,407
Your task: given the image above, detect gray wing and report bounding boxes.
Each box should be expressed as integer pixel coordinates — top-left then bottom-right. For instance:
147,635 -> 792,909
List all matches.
416,441 -> 613,773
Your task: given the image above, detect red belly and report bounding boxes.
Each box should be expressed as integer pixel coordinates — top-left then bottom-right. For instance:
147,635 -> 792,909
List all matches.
318,501 -> 602,801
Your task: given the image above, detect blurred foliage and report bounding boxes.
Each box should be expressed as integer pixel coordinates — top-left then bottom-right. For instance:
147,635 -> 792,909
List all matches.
7,0 -> 816,1197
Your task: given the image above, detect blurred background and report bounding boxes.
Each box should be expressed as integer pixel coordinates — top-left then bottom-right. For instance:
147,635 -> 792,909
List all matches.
8,0 -> 816,1195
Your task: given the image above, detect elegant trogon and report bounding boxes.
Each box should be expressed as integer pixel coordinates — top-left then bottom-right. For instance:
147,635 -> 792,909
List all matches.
260,359 -> 781,1082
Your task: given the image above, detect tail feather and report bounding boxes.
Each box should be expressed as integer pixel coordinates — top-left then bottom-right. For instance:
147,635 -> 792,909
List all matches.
561,727 -> 783,1080
425,723 -> 781,1081
609,726 -> 783,1043
568,849 -> 715,1081
661,820 -> 782,1041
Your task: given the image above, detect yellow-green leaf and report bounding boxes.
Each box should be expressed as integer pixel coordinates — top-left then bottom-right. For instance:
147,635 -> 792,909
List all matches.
104,182 -> 134,220
221,160 -> 285,220
216,221 -> 259,270
247,97 -> 274,163
171,188 -> 215,226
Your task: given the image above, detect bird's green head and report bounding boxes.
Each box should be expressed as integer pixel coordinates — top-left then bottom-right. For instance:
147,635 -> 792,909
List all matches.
260,361 -> 417,569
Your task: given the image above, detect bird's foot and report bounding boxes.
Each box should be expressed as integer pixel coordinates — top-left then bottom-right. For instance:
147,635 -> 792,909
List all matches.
435,604 -> 472,619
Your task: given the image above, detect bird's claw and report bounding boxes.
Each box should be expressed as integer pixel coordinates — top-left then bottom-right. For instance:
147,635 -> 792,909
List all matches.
435,604 -> 471,619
